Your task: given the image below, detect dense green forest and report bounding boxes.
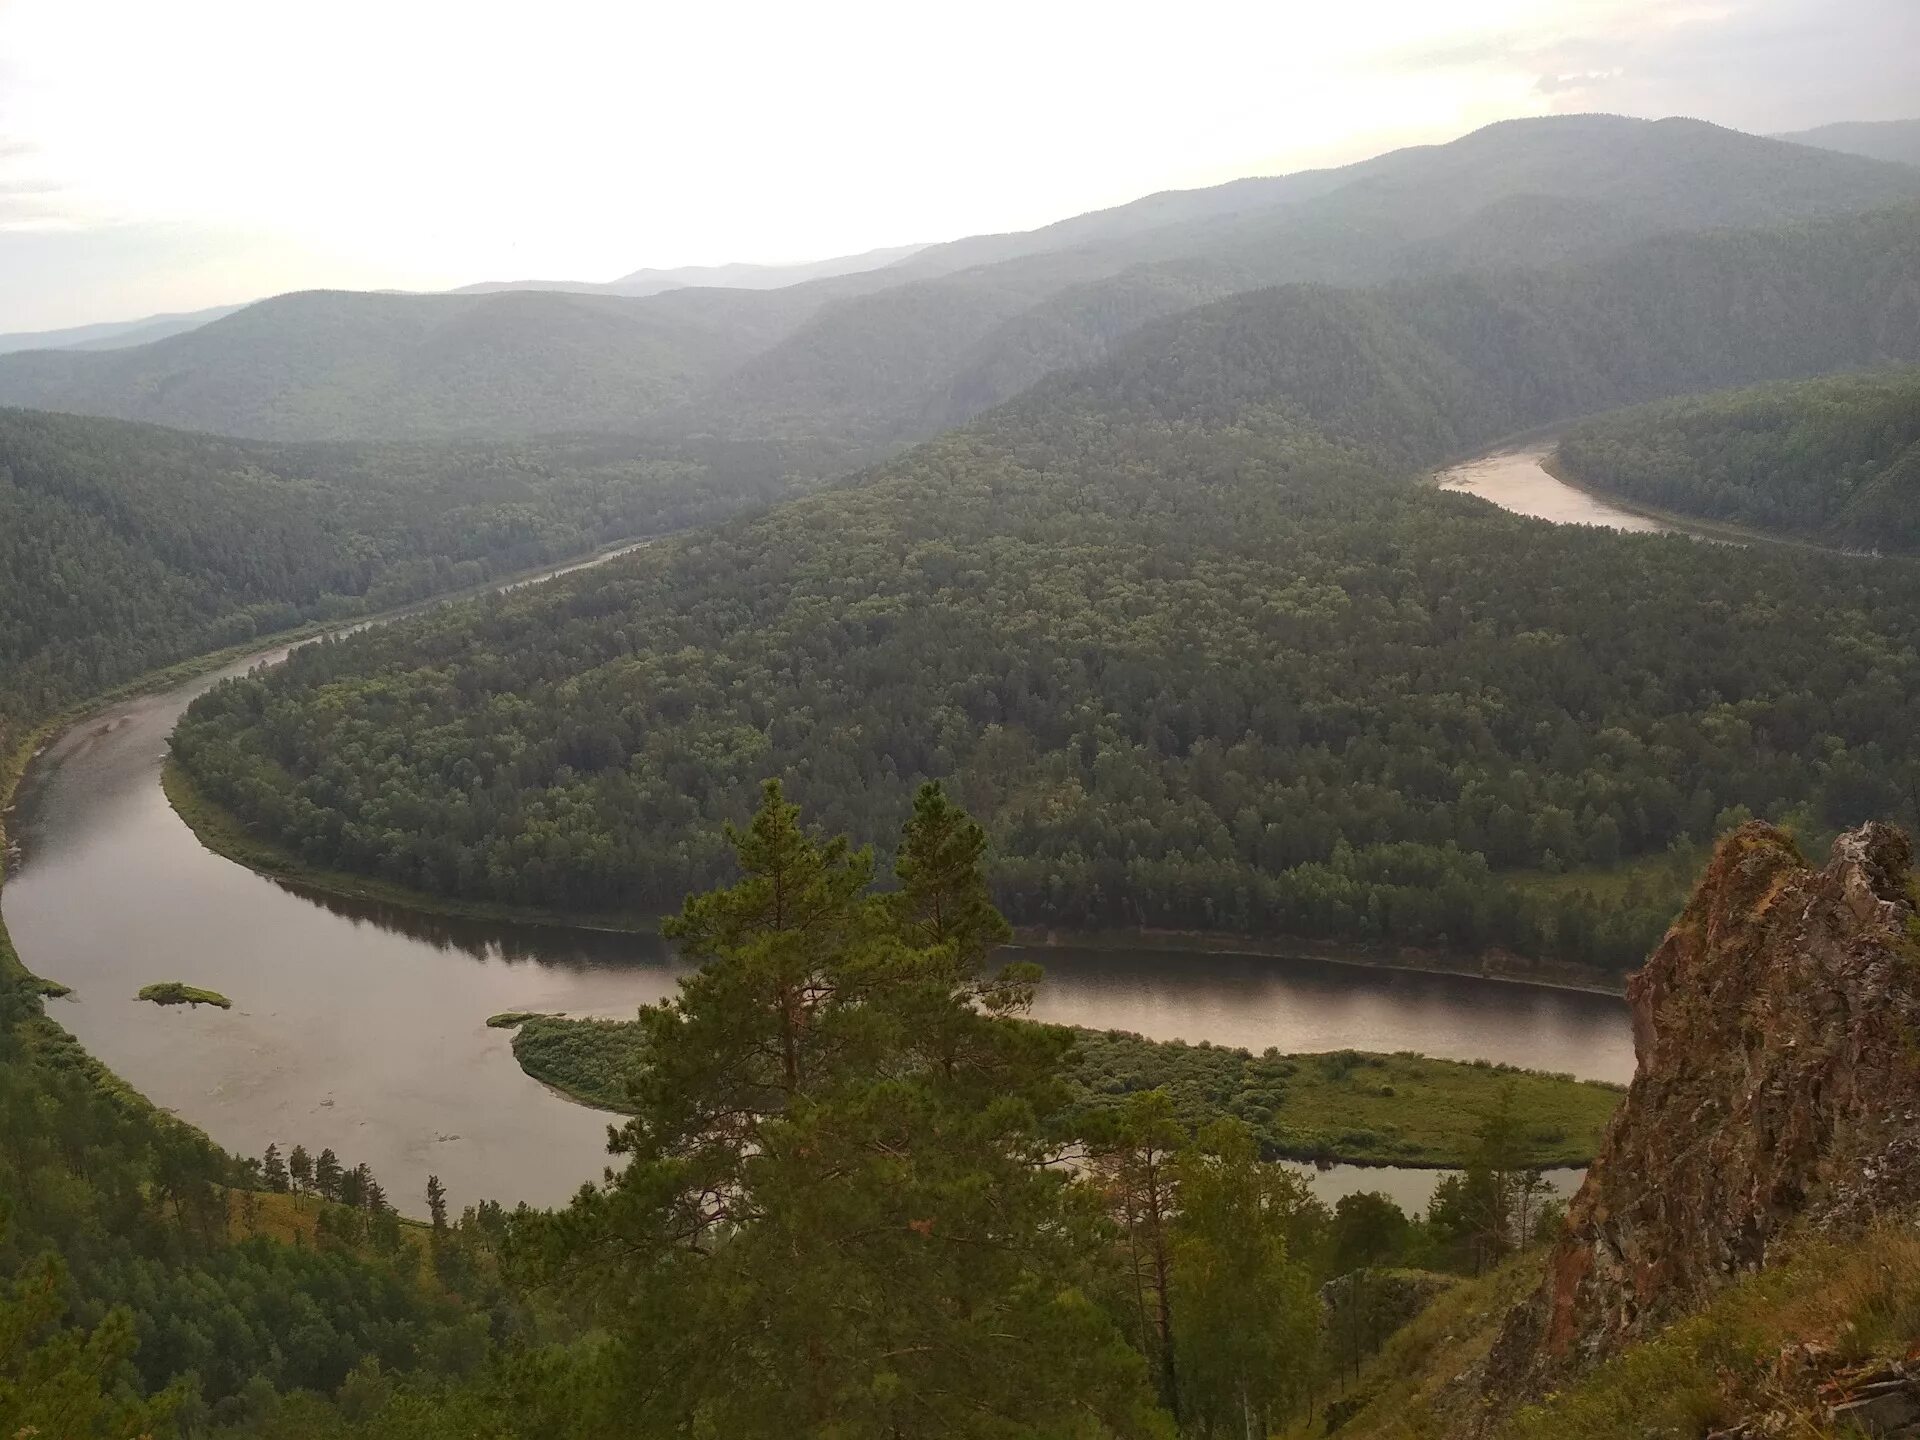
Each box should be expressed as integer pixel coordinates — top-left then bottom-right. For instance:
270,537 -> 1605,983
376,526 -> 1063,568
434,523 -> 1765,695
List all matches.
1554,367 -> 1920,550
3,785 -> 1548,1435
0,409 -> 806,760
172,201 -> 1920,977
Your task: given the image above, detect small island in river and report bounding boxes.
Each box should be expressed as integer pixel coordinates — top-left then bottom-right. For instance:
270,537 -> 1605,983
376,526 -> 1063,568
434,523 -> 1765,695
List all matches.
137,981 -> 233,1010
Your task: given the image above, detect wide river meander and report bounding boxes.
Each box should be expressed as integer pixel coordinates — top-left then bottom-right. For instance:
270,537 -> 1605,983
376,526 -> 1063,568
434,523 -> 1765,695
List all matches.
5,457 -> 1640,1215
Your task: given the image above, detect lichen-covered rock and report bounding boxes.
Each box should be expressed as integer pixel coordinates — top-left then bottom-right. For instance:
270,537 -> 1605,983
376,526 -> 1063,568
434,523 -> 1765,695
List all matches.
1486,822 -> 1920,1400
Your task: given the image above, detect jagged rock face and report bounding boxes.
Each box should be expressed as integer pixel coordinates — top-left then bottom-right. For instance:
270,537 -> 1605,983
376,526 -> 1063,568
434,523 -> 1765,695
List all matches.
1488,822 -> 1920,1396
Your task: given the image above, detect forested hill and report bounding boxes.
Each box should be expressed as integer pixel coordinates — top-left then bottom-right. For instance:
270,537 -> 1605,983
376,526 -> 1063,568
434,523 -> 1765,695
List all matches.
1552,368 -> 1920,551
0,409 -> 795,757
1013,202 -> 1920,463
0,286 -> 817,443
171,199 -> 1920,978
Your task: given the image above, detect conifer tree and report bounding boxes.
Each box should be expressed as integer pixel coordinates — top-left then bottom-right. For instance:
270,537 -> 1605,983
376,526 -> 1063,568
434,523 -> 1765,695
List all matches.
538,781 -> 1169,1438
314,1147 -> 342,1203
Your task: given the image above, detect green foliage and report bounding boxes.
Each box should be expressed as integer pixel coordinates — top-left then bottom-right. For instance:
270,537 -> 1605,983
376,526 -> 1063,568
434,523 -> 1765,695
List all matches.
136,981 -> 233,1009
1556,367 -> 1920,550
509,1017 -> 650,1110
1168,1120 -> 1322,1436
0,1235 -> 182,1440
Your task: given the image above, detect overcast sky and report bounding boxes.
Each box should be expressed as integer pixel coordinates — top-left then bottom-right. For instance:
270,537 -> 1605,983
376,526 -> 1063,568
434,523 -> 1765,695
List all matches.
0,0 -> 1913,332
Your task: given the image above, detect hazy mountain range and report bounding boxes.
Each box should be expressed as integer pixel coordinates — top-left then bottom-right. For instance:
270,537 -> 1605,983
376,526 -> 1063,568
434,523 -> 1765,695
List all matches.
0,114 -> 1914,444
449,243 -> 928,298
1774,117 -> 1920,168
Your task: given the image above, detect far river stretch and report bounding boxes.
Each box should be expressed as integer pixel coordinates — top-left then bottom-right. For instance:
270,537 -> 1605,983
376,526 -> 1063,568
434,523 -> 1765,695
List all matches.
1436,442 -> 1673,533
3,532 -> 1631,1217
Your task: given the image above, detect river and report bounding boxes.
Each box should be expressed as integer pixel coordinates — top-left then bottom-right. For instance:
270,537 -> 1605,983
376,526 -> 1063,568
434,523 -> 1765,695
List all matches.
2,548 -> 1631,1218
1436,443 -> 1672,533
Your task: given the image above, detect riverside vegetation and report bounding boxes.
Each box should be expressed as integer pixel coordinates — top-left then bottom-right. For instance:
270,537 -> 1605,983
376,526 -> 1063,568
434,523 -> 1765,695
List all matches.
496,1012 -> 1620,1168
1553,365 -> 1920,551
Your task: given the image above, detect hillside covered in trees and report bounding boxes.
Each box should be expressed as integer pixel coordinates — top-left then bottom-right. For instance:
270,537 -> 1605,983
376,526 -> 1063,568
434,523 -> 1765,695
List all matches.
170,200 -> 1920,978
0,409 -> 801,759
0,287 -> 824,443
1553,367 -> 1920,550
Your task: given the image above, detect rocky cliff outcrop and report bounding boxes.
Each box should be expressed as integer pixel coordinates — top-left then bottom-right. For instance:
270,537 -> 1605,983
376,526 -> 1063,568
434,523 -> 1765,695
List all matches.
1487,821 -> 1920,1399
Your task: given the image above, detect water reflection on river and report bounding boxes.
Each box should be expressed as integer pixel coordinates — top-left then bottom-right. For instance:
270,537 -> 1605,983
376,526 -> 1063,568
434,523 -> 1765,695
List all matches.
3,556 -> 1631,1217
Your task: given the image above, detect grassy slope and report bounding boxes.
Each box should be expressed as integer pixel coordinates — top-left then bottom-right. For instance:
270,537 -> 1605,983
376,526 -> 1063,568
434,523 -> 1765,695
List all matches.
1291,1222 -> 1920,1439
1065,1030 -> 1620,1167
496,1014 -> 1623,1168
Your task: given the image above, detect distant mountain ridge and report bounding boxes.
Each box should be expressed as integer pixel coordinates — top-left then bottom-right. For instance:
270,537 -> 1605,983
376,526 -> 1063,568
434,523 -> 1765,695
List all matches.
451,242 -> 928,297
0,288 -> 797,442
0,302 -> 247,356
1774,117 -> 1920,168
685,114 -> 1920,447
4,113 -> 1918,444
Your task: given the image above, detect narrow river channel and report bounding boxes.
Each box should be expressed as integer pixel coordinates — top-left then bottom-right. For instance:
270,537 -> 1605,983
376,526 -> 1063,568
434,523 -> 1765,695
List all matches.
3,532 -> 1632,1216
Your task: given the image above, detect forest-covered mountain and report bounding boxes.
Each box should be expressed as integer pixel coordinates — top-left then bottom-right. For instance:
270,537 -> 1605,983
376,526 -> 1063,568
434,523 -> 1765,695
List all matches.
169,199 -> 1920,978
1555,367 -> 1920,550
0,409 -> 801,757
4,117 -> 1915,449
686,116 -> 1920,447
0,287 -> 816,443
